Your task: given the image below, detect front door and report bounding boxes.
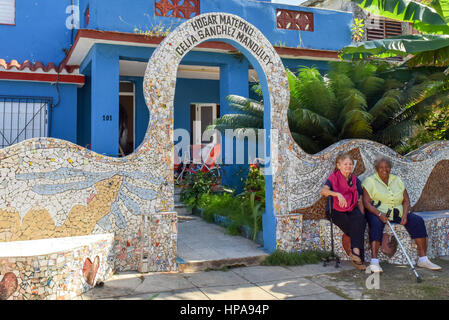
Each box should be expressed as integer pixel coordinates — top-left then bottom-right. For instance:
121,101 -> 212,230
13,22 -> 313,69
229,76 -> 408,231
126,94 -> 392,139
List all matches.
191,103 -> 219,145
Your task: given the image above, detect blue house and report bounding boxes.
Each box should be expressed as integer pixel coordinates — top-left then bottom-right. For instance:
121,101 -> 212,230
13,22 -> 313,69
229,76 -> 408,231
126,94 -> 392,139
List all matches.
0,0 -> 352,188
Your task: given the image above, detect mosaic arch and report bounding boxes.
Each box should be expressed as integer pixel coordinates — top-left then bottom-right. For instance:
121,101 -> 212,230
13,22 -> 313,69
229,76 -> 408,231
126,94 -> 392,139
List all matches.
0,13 -> 448,273
142,12 -> 449,253
143,12 -> 292,250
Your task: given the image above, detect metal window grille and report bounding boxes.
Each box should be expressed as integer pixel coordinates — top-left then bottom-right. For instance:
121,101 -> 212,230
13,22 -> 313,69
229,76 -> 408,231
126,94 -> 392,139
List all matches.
0,96 -> 51,148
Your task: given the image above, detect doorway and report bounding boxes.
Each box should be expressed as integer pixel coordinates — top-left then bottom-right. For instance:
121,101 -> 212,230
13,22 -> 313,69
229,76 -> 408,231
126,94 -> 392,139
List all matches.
119,81 -> 135,157
190,103 -> 220,145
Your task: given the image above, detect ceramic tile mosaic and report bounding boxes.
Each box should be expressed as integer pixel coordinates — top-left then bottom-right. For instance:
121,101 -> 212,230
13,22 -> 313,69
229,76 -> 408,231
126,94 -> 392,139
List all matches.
319,212 -> 449,264
281,138 -> 449,258
0,234 -> 114,300
0,12 -> 448,284
276,214 -> 303,252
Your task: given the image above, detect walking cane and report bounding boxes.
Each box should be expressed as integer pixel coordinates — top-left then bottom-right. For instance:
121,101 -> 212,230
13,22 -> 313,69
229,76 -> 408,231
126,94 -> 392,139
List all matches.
372,201 -> 422,283
323,196 -> 340,268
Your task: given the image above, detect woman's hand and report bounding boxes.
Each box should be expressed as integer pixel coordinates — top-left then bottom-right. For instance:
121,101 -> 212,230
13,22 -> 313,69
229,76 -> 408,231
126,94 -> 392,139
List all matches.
400,214 -> 408,226
378,212 -> 389,224
336,193 -> 348,208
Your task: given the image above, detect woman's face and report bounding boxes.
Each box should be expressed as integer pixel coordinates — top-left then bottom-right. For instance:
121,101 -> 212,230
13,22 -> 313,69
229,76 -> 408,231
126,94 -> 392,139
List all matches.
376,161 -> 391,178
336,158 -> 353,176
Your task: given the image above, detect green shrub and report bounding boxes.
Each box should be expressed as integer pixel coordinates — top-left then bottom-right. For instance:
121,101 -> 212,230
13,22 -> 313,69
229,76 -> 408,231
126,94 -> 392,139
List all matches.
180,171 -> 217,209
200,192 -> 242,218
201,209 -> 215,223
261,250 -> 332,266
225,221 -> 241,236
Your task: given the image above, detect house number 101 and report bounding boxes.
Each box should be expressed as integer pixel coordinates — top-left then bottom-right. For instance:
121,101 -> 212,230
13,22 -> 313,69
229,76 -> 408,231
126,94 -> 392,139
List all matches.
103,115 -> 112,121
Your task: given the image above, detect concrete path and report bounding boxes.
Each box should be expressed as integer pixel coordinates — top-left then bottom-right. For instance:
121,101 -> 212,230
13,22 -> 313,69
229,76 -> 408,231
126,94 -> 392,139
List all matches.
177,215 -> 268,271
80,262 -> 354,300
175,184 -> 268,272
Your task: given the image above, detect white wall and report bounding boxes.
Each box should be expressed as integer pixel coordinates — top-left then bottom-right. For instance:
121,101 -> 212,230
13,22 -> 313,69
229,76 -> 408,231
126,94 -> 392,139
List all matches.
271,0 -> 308,6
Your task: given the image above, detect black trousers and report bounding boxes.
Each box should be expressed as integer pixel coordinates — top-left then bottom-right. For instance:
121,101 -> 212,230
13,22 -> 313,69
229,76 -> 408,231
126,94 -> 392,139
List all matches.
329,207 -> 366,260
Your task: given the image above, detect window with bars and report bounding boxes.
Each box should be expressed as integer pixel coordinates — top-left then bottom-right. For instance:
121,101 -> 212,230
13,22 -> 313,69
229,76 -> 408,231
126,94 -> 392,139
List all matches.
366,16 -> 403,40
0,0 -> 15,25
0,96 -> 50,148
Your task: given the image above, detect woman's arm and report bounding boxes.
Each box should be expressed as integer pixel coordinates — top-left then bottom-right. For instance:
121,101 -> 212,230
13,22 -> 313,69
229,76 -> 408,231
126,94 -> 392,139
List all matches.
357,179 -> 364,214
321,185 -> 337,198
321,185 -> 348,208
362,188 -> 388,223
401,189 -> 411,225
358,197 -> 365,214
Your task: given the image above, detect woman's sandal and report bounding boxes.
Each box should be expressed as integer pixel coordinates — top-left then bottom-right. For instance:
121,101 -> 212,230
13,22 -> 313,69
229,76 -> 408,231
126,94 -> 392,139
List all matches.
350,250 -> 366,271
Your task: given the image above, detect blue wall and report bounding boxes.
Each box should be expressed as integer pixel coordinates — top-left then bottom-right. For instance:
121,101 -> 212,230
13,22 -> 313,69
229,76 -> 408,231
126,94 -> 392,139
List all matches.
174,78 -> 220,134
0,0 -> 352,65
0,81 -> 78,143
0,0 -> 74,65
88,0 -> 352,52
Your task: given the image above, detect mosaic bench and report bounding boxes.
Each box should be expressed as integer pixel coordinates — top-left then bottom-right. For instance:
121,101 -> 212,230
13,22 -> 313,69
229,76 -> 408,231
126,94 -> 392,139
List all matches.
0,233 -> 114,300
319,211 -> 449,265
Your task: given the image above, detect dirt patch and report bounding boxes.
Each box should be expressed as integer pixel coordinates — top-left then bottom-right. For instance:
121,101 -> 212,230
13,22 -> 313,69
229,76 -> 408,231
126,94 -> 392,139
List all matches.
307,258 -> 449,300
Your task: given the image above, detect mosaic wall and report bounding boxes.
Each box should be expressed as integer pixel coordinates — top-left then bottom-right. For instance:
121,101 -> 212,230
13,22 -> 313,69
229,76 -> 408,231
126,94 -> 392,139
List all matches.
0,13 -> 289,275
280,138 -> 449,260
0,234 -> 114,300
0,11 -> 448,278
278,211 -> 449,265
0,137 -> 175,272
319,211 -> 449,264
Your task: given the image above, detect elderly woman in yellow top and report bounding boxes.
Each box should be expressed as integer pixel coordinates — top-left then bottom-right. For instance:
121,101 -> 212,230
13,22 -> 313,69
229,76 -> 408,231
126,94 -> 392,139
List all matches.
362,156 -> 441,273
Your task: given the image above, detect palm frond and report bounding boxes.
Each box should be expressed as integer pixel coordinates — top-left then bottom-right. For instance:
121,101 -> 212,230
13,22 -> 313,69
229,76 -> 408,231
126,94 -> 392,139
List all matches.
290,132 -> 321,154
340,109 -> 373,138
374,119 -> 420,147
369,89 -> 403,129
211,114 -> 263,132
288,108 -> 336,135
226,95 -> 264,117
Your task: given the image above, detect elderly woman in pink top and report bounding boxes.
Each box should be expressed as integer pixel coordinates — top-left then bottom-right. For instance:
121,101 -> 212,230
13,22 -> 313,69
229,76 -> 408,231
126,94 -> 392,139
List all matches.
321,153 -> 366,270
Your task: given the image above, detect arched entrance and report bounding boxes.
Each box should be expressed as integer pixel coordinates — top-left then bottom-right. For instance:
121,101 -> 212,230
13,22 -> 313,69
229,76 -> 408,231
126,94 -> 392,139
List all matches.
142,13 -> 292,255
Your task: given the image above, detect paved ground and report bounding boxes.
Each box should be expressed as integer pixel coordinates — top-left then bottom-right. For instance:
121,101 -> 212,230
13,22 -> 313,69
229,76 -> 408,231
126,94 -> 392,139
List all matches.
80,189 -> 449,300
80,261 -> 354,300
80,258 -> 449,300
177,215 -> 267,263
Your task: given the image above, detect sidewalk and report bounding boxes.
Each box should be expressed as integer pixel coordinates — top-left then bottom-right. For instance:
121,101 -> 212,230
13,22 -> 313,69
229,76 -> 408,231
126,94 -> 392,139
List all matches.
177,214 -> 268,272
80,262 -> 354,300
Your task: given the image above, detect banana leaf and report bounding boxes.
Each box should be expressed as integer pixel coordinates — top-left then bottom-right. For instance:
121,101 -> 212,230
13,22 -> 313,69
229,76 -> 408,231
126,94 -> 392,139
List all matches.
340,34 -> 449,65
351,0 -> 449,34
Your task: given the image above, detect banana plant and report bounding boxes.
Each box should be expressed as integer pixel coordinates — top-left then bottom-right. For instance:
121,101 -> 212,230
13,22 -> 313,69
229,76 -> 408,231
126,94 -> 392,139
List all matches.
248,191 -> 264,242
340,0 -> 449,71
